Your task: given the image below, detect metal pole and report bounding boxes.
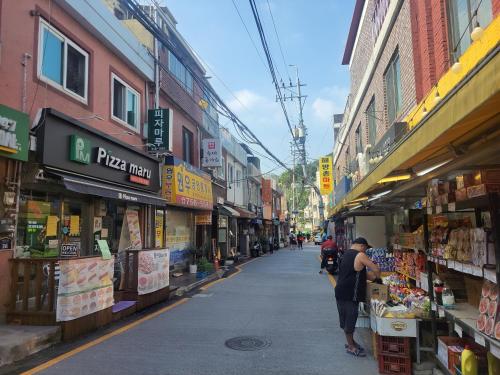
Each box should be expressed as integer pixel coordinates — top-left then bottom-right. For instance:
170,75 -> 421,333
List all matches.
423,210 -> 437,352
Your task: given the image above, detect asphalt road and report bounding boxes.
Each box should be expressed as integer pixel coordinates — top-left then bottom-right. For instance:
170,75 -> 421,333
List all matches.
28,242 -> 378,375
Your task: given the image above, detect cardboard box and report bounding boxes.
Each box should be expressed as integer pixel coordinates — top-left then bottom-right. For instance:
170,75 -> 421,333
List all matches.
473,169 -> 500,185
367,282 -> 389,302
467,184 -> 500,199
437,336 -> 463,369
375,316 -> 417,337
456,174 -> 474,190
455,188 -> 468,202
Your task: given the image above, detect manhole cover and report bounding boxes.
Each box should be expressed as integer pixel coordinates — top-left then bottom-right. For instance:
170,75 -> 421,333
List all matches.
225,336 -> 271,351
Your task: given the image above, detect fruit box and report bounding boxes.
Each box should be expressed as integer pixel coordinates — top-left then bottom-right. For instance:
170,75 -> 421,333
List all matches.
367,281 -> 389,302
375,317 -> 417,337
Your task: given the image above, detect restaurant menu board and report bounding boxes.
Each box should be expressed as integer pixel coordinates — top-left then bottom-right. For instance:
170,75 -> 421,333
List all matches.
138,249 -> 170,295
56,257 -> 114,322
126,210 -> 142,249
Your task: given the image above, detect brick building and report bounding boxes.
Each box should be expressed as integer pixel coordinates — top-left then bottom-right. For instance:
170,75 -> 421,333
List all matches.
332,0 -> 499,207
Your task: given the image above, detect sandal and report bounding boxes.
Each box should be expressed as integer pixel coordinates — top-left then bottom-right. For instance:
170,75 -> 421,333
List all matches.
345,343 -> 365,352
346,348 -> 366,357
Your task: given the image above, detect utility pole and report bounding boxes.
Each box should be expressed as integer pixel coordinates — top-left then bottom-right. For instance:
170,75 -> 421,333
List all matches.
285,65 -> 325,224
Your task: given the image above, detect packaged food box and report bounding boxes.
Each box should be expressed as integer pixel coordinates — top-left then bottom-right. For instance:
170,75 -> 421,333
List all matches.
467,184 -> 500,199
473,169 -> 500,185
456,174 -> 474,190
455,188 -> 468,202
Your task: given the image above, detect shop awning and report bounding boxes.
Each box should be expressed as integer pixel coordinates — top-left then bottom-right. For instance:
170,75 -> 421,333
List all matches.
217,205 -> 240,217
233,207 -> 257,219
56,173 -> 167,206
331,41 -> 500,216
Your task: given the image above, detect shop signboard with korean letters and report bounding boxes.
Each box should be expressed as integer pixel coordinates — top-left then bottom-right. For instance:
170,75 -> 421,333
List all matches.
36,110 -> 161,192
201,138 -> 222,167
319,156 -> 333,195
147,108 -> 172,152
162,156 -> 213,210
0,104 -> 29,161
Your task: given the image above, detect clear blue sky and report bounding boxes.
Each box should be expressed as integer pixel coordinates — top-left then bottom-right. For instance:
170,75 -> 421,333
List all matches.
166,0 -> 354,173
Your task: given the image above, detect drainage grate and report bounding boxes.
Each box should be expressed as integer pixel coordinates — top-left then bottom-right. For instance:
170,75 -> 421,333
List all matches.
225,336 -> 271,351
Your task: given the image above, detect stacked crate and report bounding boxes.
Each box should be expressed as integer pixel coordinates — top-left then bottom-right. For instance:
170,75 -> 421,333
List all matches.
377,335 -> 412,375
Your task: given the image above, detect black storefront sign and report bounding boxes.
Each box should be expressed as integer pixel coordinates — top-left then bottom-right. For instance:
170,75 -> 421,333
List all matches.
147,108 -> 171,152
36,109 -> 161,193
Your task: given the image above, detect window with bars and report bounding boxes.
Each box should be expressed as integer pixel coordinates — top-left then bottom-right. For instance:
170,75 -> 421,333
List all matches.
447,0 -> 492,59
355,124 -> 363,154
384,52 -> 402,125
366,98 -> 377,146
168,50 -> 193,94
182,127 -> 194,164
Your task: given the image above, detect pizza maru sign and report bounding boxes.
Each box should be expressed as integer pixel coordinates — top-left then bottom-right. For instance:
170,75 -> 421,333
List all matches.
69,135 -> 152,186
96,147 -> 152,186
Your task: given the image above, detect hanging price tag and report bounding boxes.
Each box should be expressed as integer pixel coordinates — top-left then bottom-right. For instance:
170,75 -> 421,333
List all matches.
427,207 -> 433,215
472,266 -> 483,277
431,302 -> 437,312
474,332 -> 486,347
490,343 -> 500,360
436,205 -> 442,214
454,323 -> 463,337
463,263 -> 473,275
439,308 -> 445,318
448,202 -> 456,212
484,269 -> 497,283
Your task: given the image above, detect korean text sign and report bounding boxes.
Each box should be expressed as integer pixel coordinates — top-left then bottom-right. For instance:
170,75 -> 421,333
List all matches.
201,138 -> 222,167
319,156 -> 333,195
147,108 -> 172,151
162,159 -> 213,209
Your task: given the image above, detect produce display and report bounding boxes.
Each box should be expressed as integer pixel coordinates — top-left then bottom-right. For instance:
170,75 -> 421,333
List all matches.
477,280 -> 500,340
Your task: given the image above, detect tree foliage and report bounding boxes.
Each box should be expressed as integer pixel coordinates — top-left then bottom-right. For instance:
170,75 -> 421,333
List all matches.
278,161 -> 318,217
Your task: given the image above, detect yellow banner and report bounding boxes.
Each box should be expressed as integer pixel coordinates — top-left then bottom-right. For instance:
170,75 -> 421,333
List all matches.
319,156 -> 333,195
162,163 -> 213,210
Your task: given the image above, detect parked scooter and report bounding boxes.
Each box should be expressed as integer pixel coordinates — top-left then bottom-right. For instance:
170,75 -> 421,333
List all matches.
251,241 -> 261,257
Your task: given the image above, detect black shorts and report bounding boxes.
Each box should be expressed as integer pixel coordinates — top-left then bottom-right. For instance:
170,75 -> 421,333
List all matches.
336,299 -> 359,334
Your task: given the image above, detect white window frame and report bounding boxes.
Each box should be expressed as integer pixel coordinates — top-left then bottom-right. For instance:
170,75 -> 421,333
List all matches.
110,73 -> 141,132
37,19 -> 89,104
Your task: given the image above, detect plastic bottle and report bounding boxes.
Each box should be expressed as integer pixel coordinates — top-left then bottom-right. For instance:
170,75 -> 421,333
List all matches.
487,352 -> 500,375
442,285 -> 455,309
461,345 -> 478,375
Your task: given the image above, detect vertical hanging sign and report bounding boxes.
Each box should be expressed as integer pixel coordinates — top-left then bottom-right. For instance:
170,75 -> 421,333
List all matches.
147,108 -> 172,152
319,156 -> 333,195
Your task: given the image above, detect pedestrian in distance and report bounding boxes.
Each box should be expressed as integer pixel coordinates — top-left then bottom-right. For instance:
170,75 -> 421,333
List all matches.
289,232 -> 297,250
319,235 -> 337,274
334,237 -> 381,357
297,233 -> 304,249
269,235 -> 274,254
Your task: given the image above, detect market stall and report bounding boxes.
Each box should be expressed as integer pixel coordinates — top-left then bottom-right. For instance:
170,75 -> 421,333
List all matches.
8,109 -> 166,337
363,165 -> 500,374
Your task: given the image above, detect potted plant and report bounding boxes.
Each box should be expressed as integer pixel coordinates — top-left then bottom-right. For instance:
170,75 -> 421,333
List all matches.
187,246 -> 200,274
196,257 -> 213,279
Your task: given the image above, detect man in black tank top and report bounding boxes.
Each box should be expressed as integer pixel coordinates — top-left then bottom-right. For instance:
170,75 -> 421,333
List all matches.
334,237 -> 381,357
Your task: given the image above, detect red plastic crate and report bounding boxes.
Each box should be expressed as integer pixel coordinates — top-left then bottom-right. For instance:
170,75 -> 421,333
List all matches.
378,354 -> 412,375
377,334 -> 411,357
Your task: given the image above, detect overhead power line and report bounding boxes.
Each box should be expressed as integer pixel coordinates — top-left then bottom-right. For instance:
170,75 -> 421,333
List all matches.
248,0 -> 296,145
121,0 -> 290,171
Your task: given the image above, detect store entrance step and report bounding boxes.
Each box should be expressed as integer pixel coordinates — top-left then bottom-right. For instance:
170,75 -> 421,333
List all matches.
112,301 -> 137,321
0,324 -> 61,367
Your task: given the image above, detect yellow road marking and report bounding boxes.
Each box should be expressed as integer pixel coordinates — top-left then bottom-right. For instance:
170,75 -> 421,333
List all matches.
22,298 -> 188,375
317,255 -> 337,288
201,257 -> 259,290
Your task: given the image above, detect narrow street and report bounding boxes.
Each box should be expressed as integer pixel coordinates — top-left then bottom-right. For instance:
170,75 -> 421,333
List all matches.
22,243 -> 377,375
